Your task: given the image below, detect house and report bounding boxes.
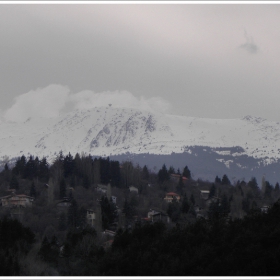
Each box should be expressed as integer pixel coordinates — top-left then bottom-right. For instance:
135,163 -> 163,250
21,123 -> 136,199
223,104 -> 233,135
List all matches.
103,229 -> 116,238
129,186 -> 138,194
111,196 -> 117,204
0,194 -> 34,208
96,184 -> 108,194
164,192 -> 180,203
200,190 -> 210,200
56,197 -> 71,208
170,174 -> 188,183
261,205 -> 270,213
147,209 -> 170,223
86,209 -> 96,227
205,196 -> 219,207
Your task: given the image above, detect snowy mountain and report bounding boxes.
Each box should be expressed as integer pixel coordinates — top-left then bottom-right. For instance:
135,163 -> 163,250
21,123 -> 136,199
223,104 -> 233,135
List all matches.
1,106 -> 280,183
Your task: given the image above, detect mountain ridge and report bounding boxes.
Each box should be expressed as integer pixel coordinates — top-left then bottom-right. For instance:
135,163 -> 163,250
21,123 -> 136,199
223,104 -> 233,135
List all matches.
0,106 -> 279,183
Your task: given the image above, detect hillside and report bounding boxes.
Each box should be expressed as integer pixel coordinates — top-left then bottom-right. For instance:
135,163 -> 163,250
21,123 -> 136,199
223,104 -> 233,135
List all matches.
1,106 -> 280,182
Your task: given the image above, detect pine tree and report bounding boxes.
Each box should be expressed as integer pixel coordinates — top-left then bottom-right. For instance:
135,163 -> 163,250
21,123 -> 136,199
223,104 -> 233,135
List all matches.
110,160 -> 121,187
82,174 -> 90,189
190,194 -> 195,205
29,181 -> 36,197
158,164 -> 169,183
168,166 -> 175,174
221,174 -> 231,185
39,157 -> 49,182
100,196 -> 117,230
4,163 -> 9,171
142,165 -> 149,181
182,165 -> 191,179
64,152 -> 75,178
167,197 -> 181,222
209,184 -> 216,198
59,178 -> 67,199
67,199 -> 79,228
275,182 -> 280,192
181,194 -> 190,214
215,176 -> 222,184
10,174 -> 19,190
176,176 -> 184,194
13,155 -> 26,177
24,155 -> 36,179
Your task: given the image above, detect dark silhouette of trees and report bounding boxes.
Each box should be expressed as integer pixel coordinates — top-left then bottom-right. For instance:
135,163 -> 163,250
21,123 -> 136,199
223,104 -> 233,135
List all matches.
182,165 -> 191,179
10,174 -> 19,189
158,164 -> 169,183
221,174 -> 231,185
29,181 -> 37,198
59,178 -> 67,199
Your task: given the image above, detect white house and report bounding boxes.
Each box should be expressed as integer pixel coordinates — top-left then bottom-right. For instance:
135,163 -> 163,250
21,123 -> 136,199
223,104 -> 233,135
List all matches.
129,186 -> 138,194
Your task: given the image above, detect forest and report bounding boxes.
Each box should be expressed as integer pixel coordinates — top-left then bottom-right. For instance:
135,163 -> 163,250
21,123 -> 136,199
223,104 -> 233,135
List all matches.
0,151 -> 280,276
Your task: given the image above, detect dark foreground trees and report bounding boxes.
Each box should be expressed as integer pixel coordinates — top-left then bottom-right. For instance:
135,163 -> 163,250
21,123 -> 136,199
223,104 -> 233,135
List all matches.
93,199 -> 280,276
4,199 -> 280,275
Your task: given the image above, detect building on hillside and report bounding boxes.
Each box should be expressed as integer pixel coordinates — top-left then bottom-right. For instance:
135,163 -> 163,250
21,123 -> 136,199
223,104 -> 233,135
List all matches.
96,184 -> 108,194
129,186 -> 138,194
261,205 -> 270,213
87,209 -> 96,227
111,196 -> 117,204
170,174 -> 188,183
200,190 -> 210,200
147,209 -> 170,223
205,196 -> 219,207
164,192 -> 180,203
56,197 -> 71,208
0,194 -> 34,208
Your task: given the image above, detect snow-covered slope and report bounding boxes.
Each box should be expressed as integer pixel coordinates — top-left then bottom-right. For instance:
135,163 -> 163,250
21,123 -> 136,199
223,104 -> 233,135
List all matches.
0,106 -> 279,166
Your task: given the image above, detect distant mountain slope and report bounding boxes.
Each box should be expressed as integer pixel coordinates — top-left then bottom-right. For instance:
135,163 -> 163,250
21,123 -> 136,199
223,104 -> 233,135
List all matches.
0,106 -> 280,183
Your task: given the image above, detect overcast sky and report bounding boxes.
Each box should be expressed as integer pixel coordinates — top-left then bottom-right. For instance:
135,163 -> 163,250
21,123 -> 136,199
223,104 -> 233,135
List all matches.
1,3 -> 280,122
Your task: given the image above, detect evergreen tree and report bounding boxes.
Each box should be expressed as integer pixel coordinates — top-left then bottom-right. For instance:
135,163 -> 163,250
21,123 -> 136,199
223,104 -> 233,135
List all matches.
142,165 -> 149,181
190,194 -> 195,205
100,157 -> 110,185
59,212 -> 67,231
158,164 -> 170,183
24,155 -> 36,179
59,178 -> 67,199
110,160 -> 121,187
248,177 -> 258,190
100,196 -> 117,230
39,157 -> 49,182
181,194 -> 190,214
209,184 -> 216,198
167,197 -> 181,222
182,165 -> 191,179
220,194 -> 230,217
221,174 -> 231,185
215,176 -> 222,184
82,174 -> 90,189
122,198 -> 135,228
168,166 -> 175,174
64,152 -> 75,178
67,199 -> 79,228
275,182 -> 280,192
264,181 -> 273,199
13,155 -> 26,177
4,163 -> 9,171
176,176 -> 184,194
29,181 -> 36,198
10,174 -> 19,190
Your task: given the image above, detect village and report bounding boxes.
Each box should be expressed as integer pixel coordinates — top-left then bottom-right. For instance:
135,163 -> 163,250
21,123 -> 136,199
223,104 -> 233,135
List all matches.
0,157 -> 275,252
